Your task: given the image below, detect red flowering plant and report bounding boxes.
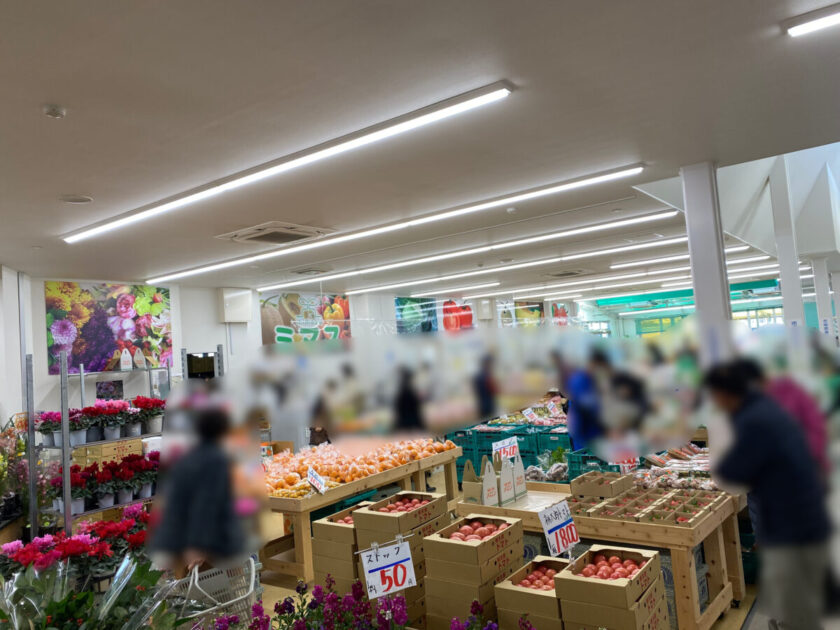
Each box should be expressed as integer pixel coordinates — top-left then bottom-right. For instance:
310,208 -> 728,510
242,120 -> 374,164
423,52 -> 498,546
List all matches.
49,465 -> 92,500
131,396 -> 166,422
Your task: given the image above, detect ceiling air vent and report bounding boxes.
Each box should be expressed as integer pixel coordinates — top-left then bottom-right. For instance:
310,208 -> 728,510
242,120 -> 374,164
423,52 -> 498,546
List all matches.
216,222 -> 334,246
543,269 -> 587,279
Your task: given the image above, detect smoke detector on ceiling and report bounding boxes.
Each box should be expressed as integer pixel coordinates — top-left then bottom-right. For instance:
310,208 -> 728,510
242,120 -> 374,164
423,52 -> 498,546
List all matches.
216,221 -> 334,246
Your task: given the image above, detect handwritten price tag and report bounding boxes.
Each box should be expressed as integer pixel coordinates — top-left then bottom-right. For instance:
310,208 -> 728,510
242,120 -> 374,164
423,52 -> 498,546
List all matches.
492,436 -> 519,459
307,467 -> 326,494
523,407 -> 538,422
360,540 -> 416,599
538,500 -> 579,556
547,401 -> 561,416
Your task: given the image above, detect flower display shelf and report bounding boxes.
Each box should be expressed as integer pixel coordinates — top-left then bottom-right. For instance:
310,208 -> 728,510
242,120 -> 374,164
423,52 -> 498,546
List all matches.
264,446 -> 461,583
39,432 -> 162,450
456,482 -> 747,630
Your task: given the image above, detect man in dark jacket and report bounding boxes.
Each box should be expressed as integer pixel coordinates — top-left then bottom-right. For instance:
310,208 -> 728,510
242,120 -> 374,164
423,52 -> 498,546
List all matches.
705,362 -> 831,630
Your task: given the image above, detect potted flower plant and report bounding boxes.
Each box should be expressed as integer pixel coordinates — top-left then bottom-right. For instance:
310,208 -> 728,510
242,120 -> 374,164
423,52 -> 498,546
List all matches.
132,396 -> 166,434
68,410 -> 88,448
92,465 -> 116,509
36,412 -> 60,447
114,463 -> 136,505
132,458 -> 156,499
91,400 -> 130,440
122,407 -> 143,438
84,407 -> 103,442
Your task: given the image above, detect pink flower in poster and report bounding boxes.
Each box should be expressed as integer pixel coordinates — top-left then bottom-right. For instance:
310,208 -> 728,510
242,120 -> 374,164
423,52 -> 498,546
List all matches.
50,319 -> 77,346
115,294 -> 136,319
135,314 -> 153,337
107,316 -> 135,341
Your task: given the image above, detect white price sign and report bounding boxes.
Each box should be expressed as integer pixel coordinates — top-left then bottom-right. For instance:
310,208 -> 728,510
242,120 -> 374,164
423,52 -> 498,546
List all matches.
547,401 -> 561,416
523,407 -> 538,422
307,466 -> 326,494
538,500 -> 579,557
492,436 -> 519,459
360,540 -> 417,599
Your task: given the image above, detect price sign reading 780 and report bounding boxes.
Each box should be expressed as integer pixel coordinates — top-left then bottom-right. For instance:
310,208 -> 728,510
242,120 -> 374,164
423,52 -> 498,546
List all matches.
538,500 -> 579,557
360,540 -> 417,599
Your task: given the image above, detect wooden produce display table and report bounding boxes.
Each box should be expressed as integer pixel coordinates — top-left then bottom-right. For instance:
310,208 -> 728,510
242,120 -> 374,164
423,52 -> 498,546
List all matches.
265,447 -> 461,582
457,482 -> 746,630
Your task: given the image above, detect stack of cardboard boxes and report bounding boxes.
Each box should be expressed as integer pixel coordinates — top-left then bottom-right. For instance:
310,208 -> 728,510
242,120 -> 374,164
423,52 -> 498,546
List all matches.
423,514 -> 524,630
555,545 -> 669,630
311,502 -> 372,594
352,492 -> 449,627
71,438 -> 144,467
494,555 -> 569,630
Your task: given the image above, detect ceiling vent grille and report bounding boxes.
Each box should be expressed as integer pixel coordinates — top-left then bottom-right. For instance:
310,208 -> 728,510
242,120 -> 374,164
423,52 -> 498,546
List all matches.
543,269 -> 587,279
216,221 -> 334,246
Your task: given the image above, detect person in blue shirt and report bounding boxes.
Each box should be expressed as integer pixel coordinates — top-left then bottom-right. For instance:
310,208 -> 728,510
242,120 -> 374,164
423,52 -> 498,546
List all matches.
705,362 -> 831,630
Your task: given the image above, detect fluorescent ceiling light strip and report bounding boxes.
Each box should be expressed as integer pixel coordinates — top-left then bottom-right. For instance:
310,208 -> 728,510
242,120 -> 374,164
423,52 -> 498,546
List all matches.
787,5 -> 840,36
541,293 -> 584,301
610,244 -> 750,269
66,85 -> 512,245
577,288 -> 682,303
560,236 -> 687,261
257,210 -> 675,291
619,294 -> 790,317
406,166 -> 645,226
410,282 -> 499,298
148,164 -> 647,284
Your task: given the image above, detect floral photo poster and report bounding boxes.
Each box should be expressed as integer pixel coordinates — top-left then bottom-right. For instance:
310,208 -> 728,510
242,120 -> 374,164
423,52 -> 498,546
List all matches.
45,281 -> 172,374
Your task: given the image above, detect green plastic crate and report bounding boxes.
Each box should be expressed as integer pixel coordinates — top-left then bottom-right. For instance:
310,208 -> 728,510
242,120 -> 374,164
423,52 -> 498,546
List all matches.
537,432 -> 572,455
472,426 -> 519,453
566,448 -> 623,480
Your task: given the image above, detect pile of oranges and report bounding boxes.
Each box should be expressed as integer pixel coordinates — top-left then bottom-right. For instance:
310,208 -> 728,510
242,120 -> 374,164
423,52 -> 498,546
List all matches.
265,438 -> 456,495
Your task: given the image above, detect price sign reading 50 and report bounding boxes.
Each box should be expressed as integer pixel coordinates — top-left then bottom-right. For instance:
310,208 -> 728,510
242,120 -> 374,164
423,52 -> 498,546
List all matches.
360,541 -> 416,599
538,500 -> 579,557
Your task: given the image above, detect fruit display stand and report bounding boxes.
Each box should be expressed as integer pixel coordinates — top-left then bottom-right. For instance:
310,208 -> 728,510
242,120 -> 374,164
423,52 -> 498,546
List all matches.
456,482 -> 747,630
264,447 -> 461,582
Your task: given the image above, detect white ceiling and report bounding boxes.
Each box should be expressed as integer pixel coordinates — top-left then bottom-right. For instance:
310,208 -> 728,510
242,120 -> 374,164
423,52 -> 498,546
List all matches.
2,0 -> 839,296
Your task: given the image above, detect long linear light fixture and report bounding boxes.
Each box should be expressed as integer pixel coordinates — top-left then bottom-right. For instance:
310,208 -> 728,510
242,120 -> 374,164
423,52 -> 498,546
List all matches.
661,264 -> 810,288
256,210 -> 676,292
472,254 -> 770,301
618,294 -> 796,317
410,282 -> 499,298
145,163 -> 646,284
786,3 -> 840,36
347,234 -> 684,297
66,84 -> 512,245
610,245 -> 749,269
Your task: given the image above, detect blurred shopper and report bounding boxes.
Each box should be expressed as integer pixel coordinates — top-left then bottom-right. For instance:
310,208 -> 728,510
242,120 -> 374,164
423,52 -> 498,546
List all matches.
737,358 -> 829,484
309,379 -> 338,446
150,407 -> 244,576
705,362 -> 830,630
473,354 -> 498,420
563,350 -> 606,449
394,367 -> 424,431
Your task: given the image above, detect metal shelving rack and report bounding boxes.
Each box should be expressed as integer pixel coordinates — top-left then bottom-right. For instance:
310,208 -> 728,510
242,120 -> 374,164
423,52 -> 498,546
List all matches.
24,350 -> 173,536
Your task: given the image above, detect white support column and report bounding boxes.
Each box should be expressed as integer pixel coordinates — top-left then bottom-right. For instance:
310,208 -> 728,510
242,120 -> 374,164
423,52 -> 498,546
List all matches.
768,157 -> 806,327
813,257 -> 833,337
832,272 -> 840,343
680,162 -> 733,366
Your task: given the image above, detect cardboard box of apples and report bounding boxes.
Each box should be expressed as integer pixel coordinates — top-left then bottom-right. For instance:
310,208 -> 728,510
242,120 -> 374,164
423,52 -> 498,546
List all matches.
424,514 -> 523,565
352,491 -> 446,534
494,555 -> 569,620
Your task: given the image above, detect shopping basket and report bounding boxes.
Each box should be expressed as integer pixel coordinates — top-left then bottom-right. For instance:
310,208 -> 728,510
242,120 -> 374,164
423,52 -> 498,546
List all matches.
166,556 -> 258,620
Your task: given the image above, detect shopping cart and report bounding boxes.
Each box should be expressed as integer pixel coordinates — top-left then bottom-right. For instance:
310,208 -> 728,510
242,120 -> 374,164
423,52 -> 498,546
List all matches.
165,557 -> 259,621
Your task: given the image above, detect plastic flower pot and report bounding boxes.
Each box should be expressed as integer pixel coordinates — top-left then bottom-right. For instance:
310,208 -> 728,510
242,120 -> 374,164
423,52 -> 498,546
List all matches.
71,498 -> 85,515
117,489 -> 134,504
86,426 -> 103,442
144,415 -> 163,434
40,432 -> 54,447
53,432 -> 63,447
69,429 -> 87,447
104,426 -> 121,441
97,493 -> 115,509
125,422 -> 142,437
138,483 -> 153,499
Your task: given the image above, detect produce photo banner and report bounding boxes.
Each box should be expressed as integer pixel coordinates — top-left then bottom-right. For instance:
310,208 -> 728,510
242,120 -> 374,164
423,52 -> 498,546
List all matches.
44,281 -> 172,375
260,292 -> 351,344
437,298 -> 475,333
394,297 -> 438,334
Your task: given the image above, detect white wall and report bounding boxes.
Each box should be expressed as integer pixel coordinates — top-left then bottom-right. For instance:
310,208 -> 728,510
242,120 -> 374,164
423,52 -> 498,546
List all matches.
0,267 -> 24,420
